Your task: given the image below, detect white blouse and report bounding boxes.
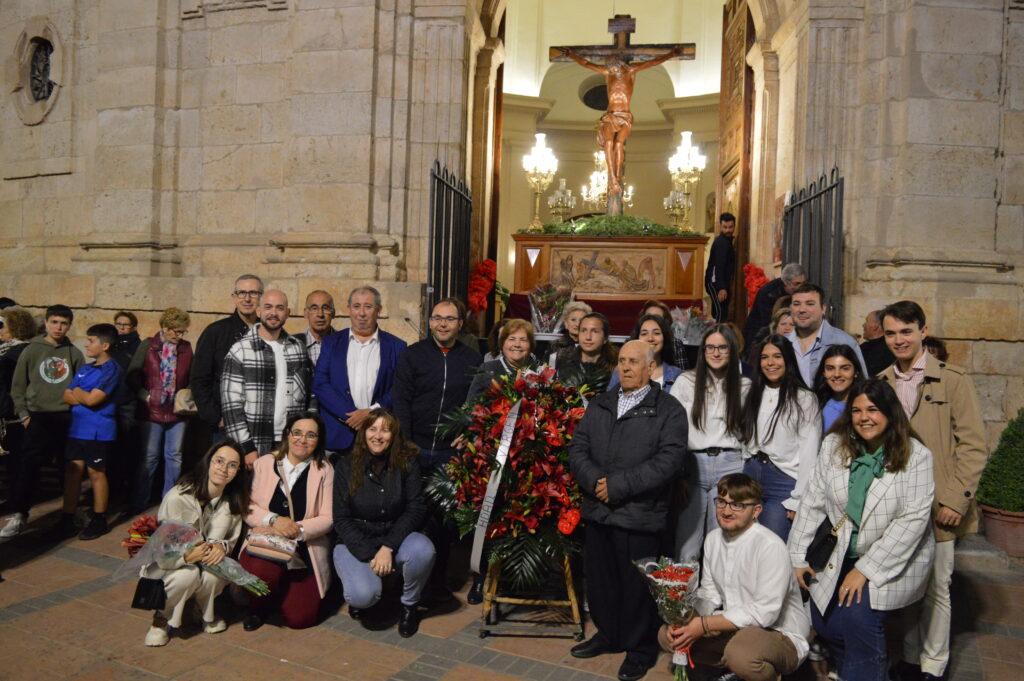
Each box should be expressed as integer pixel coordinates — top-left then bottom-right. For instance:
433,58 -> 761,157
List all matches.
746,386 -> 822,511
670,372 -> 750,451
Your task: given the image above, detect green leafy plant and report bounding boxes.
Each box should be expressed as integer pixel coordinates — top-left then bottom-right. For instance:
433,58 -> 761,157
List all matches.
977,408 -> 1024,512
519,214 -> 701,238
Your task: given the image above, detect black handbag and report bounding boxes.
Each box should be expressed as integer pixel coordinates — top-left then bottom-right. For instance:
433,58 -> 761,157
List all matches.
130,577 -> 167,610
805,513 -> 848,572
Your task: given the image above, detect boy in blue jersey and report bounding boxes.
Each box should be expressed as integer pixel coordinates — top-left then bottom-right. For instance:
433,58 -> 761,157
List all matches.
60,323 -> 122,540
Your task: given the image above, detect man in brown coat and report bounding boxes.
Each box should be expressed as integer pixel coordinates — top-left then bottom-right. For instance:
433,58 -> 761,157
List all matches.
878,300 -> 988,681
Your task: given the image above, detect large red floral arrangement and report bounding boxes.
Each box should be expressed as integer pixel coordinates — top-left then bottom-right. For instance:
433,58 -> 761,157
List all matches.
427,366 -> 588,588
468,259 -> 510,314
743,263 -> 769,310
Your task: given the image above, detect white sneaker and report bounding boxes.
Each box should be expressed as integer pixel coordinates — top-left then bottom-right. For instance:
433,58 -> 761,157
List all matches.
203,619 -> 226,634
0,513 -> 26,538
144,625 -> 169,646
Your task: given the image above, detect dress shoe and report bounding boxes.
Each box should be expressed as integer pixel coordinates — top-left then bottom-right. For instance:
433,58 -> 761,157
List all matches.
890,661 -> 921,681
242,614 -> 264,631
348,606 -> 363,620
466,573 -> 484,605
398,603 -> 420,638
570,636 -> 615,659
617,657 -> 653,681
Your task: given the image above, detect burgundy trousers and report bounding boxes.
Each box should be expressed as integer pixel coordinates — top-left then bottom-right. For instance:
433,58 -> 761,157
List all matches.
239,550 -> 322,629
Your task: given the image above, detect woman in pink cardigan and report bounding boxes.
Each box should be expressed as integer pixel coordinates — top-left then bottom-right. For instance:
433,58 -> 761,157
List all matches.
239,411 -> 334,630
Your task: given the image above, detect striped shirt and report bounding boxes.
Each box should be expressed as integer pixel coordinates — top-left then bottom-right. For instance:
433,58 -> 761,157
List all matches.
893,351 -> 927,418
617,383 -> 652,419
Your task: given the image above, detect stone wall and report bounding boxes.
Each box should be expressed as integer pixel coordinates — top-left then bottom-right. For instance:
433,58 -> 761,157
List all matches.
0,0 -> 479,344
745,0 -> 1023,448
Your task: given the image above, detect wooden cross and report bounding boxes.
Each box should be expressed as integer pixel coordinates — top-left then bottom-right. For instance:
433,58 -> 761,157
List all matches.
549,15 -> 695,65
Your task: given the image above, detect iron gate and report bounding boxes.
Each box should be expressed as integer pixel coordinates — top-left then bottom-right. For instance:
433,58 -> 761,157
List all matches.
427,160 -> 472,317
782,167 -> 845,322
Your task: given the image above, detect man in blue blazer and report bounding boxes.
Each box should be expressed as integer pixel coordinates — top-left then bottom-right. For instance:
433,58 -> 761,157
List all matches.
313,286 -> 407,455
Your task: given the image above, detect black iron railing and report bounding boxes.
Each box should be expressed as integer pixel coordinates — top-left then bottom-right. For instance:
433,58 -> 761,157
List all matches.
427,160 -> 473,317
782,167 -> 845,322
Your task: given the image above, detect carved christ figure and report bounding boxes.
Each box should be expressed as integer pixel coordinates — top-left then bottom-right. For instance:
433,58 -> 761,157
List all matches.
559,45 -> 687,196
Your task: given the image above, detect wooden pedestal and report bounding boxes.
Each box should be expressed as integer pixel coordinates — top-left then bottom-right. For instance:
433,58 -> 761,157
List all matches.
479,555 -> 584,640
512,233 -> 708,300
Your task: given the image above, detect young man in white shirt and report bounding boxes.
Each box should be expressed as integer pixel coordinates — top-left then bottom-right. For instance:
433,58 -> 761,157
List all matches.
662,473 -> 809,681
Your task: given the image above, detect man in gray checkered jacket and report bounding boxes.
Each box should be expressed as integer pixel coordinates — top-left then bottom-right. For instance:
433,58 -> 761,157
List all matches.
221,290 -> 313,469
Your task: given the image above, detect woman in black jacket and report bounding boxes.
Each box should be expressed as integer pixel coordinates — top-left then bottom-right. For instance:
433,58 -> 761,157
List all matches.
332,408 -> 434,637
465,318 -> 541,404
0,309 -> 37,488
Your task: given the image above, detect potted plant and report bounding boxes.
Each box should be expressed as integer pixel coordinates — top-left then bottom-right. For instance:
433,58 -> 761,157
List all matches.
977,408 -> 1024,556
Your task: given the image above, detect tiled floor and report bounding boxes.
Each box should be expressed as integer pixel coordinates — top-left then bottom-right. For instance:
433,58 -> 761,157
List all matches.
1,501 -> 1021,681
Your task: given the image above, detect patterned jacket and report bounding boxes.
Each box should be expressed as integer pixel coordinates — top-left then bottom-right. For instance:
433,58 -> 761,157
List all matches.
220,324 -> 312,454
788,433 -> 935,614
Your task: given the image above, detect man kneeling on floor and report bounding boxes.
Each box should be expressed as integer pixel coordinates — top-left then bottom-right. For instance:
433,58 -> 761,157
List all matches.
660,474 -> 809,681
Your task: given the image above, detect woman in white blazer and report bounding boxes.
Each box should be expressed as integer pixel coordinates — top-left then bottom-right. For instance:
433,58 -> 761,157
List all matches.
789,379 -> 935,681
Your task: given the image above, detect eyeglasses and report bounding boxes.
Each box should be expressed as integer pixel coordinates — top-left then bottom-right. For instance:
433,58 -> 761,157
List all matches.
704,344 -> 730,354
289,430 -> 320,440
713,497 -> 758,512
164,328 -> 188,336
430,315 -> 459,324
233,290 -> 263,298
211,457 -> 240,471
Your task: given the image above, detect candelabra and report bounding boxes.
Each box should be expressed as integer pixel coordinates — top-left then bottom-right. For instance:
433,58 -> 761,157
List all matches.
581,152 -> 633,212
664,131 -> 706,232
522,133 -> 558,232
547,178 -> 577,223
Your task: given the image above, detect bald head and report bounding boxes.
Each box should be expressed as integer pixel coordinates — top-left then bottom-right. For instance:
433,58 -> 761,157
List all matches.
259,289 -> 290,332
618,340 -> 656,392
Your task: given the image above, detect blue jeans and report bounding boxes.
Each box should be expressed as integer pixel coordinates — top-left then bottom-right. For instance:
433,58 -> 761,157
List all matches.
133,421 -> 186,510
812,559 -> 889,681
674,448 -> 744,561
332,532 -> 436,608
743,457 -> 795,542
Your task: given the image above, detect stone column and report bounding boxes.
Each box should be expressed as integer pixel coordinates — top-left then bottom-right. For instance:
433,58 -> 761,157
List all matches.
746,41 -> 780,266
469,36 -> 506,265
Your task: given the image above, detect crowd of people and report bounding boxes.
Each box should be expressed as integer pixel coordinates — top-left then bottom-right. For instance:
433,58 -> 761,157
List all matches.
0,258 -> 987,681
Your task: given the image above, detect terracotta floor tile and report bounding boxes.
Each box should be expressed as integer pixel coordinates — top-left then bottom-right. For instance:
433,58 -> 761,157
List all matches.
61,662 -> 166,681
971,583 -> 1024,627
981,657 -> 1024,680
99,629 -> 234,678
171,652 -> 342,681
418,601 -> 481,638
0,580 -> 46,608
977,632 -> 1024,664
307,636 -> 419,681
80,581 -> 153,620
0,555 -> 108,591
235,624 -> 353,665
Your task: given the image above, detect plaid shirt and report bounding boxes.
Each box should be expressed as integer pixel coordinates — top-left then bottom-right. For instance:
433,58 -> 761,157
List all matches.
220,324 -> 312,454
616,383 -> 652,419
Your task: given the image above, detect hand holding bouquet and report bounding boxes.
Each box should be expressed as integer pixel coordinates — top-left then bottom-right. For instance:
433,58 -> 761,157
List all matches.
635,557 -> 700,681
115,519 -> 269,596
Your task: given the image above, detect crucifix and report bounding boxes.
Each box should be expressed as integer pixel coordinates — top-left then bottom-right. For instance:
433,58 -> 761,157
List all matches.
551,15 -> 695,215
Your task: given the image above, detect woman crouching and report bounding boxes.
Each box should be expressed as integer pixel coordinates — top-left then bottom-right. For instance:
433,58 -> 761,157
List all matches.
332,408 -> 435,637
143,440 -> 250,646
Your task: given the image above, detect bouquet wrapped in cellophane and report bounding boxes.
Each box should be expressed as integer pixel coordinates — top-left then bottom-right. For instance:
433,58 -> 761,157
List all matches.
635,557 -> 701,681
114,519 -> 269,596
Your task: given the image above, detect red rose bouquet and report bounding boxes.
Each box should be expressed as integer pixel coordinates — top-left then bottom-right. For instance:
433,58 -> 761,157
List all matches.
635,557 -> 701,681
121,515 -> 159,557
427,367 -> 588,589
743,263 -> 769,310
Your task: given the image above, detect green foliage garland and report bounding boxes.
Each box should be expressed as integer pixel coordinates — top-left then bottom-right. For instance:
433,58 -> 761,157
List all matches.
517,214 -> 701,238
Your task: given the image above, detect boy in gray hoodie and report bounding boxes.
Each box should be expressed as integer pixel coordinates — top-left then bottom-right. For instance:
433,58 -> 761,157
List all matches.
1,304 -> 84,538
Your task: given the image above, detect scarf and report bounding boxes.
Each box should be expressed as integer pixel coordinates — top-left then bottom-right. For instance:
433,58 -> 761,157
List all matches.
158,331 -> 178,405
0,338 -> 26,358
846,444 -> 886,558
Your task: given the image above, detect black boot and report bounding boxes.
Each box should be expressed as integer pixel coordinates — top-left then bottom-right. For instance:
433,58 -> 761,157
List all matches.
466,572 -> 484,605
79,512 -> 108,541
398,603 -> 420,638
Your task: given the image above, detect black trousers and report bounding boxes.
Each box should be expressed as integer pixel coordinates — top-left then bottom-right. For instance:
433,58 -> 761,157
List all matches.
584,521 -> 662,665
705,282 -> 730,324
11,411 -> 71,515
